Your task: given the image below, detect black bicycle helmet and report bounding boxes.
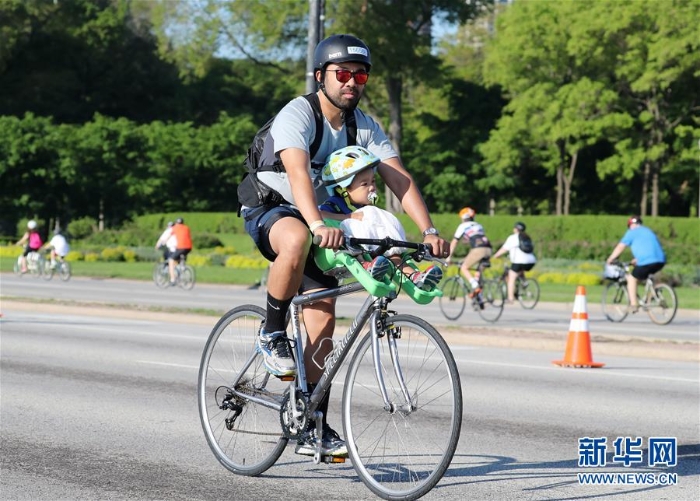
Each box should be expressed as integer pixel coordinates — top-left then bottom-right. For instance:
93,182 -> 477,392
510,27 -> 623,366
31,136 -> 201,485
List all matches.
175,217 -> 184,224
514,222 -> 526,231
313,34 -> 371,71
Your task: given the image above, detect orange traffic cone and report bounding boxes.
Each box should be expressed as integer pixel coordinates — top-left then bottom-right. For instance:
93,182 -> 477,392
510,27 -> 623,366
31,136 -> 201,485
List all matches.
553,285 -> 604,368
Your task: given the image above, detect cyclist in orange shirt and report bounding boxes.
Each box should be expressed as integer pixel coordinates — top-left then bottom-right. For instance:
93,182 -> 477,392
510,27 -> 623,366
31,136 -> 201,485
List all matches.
169,217 -> 192,286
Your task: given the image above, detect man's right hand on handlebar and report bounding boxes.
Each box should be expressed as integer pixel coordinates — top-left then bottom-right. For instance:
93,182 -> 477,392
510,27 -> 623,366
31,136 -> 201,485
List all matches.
312,225 -> 344,250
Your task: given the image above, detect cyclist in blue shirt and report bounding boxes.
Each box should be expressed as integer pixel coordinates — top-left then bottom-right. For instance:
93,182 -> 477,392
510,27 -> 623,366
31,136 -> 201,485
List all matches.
606,216 -> 666,313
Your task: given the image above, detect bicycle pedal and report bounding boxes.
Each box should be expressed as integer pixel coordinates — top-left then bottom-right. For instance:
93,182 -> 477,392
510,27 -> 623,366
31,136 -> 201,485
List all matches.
276,375 -> 295,382
321,455 -> 346,464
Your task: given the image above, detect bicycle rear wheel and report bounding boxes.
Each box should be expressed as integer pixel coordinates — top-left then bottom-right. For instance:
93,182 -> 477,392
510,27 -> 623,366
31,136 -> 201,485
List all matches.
59,262 -> 72,281
153,263 -> 169,288
343,315 -> 462,501
477,279 -> 505,323
198,305 -> 288,476
646,283 -> 677,325
602,282 -> 629,322
438,276 -> 467,320
179,265 -> 196,290
517,277 -> 540,309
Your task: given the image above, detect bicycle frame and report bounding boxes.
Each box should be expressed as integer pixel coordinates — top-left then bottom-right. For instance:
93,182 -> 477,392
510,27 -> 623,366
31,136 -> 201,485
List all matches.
224,279 -> 412,462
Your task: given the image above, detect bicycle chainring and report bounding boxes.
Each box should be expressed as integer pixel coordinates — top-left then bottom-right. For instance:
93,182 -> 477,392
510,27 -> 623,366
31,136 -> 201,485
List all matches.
279,392 -> 309,439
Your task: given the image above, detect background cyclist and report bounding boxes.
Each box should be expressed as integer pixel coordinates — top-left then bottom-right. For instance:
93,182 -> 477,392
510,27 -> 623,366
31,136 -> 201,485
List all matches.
43,229 -> 70,269
155,221 -> 177,263
239,34 -> 448,459
445,207 -> 492,296
606,216 -> 666,313
15,220 -> 43,273
491,221 -> 536,303
169,217 -> 192,286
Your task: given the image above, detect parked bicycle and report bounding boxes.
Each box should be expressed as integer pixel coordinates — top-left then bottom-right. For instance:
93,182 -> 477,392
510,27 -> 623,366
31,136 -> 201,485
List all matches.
152,255 -> 195,290
497,264 -> 540,309
602,261 -> 677,325
42,253 -> 72,282
198,236 -> 462,501
13,251 -> 46,278
439,258 -> 505,322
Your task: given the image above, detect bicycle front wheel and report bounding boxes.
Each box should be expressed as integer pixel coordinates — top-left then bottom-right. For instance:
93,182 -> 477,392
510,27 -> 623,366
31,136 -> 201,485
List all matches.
343,315 -> 462,501
477,279 -> 505,323
438,276 -> 467,320
602,282 -> 629,322
198,305 -> 288,476
179,265 -> 195,290
646,283 -> 677,325
517,277 -> 540,309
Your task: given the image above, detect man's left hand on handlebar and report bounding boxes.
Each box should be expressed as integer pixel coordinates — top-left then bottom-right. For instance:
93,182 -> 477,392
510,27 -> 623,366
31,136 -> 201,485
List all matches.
423,234 -> 449,259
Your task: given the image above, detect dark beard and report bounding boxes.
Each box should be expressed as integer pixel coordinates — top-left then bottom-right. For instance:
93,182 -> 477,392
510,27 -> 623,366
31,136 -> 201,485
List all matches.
322,87 -> 360,112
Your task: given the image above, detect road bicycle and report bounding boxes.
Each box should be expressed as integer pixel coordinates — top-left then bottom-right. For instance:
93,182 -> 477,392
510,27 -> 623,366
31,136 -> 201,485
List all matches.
42,254 -> 72,282
601,261 -> 677,325
13,251 -> 46,278
198,236 -> 462,501
152,255 -> 195,290
438,258 -> 505,323
497,264 -> 540,309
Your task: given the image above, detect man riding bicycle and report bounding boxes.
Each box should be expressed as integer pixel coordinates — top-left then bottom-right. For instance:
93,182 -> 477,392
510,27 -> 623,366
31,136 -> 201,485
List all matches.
445,207 -> 492,296
169,218 -> 192,286
238,34 -> 448,458
492,221 -> 536,303
606,216 -> 666,313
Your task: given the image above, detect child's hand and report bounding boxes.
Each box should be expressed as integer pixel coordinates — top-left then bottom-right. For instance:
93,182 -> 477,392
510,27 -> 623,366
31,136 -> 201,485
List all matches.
350,212 -> 364,221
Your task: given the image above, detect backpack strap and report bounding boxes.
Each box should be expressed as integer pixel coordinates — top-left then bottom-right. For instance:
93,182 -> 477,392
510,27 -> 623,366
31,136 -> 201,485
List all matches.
344,109 -> 357,146
303,93 -> 324,159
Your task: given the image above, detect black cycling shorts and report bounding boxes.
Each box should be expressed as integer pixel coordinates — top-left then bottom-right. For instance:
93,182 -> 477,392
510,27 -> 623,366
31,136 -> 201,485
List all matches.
631,262 -> 664,281
242,204 -> 338,293
511,263 -> 535,273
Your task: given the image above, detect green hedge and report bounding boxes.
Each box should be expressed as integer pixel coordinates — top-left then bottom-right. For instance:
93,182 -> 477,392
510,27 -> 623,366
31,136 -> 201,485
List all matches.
131,213 -> 698,263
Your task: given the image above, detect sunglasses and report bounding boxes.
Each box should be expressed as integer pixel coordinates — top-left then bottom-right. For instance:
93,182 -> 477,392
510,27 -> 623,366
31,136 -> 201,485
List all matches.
327,69 -> 369,85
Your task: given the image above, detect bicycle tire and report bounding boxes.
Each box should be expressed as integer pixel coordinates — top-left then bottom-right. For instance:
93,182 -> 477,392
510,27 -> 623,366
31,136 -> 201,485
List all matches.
59,262 -> 72,282
517,277 -> 540,309
153,262 -> 169,288
477,279 -> 505,323
198,305 -> 288,476
42,264 -> 54,281
646,283 -> 677,325
602,281 -> 629,322
179,265 -> 196,290
438,276 -> 467,320
343,315 -> 462,501
13,259 -> 21,276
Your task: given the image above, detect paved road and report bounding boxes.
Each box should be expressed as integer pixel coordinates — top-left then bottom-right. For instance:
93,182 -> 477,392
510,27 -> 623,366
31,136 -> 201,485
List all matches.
2,273 -> 698,343
1,305 -> 698,500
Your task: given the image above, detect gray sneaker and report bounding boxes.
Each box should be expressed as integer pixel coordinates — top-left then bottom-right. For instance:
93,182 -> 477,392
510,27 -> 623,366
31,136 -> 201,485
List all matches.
295,424 -> 348,457
256,330 -> 296,377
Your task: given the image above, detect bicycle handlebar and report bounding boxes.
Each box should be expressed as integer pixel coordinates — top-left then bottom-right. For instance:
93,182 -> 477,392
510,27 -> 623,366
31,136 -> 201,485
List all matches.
312,235 -> 445,265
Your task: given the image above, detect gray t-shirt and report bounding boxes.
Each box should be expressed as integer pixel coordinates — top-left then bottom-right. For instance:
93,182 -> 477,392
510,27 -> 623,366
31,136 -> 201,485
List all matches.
257,95 -> 397,205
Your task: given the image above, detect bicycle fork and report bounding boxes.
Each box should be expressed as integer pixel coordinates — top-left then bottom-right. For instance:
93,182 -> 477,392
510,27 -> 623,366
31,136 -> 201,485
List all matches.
372,312 -> 415,414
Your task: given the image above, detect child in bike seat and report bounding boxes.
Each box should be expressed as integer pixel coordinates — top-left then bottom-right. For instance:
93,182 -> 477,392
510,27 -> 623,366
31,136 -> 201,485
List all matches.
319,146 -> 442,291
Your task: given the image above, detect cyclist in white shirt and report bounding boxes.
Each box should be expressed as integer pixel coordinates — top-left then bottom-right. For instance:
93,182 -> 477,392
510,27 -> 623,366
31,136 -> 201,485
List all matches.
445,207 -> 492,295
492,222 -> 537,303
154,221 -> 177,262
43,229 -> 70,268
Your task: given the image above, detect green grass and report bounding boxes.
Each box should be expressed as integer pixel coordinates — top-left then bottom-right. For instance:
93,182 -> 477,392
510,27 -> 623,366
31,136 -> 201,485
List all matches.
2,257 -> 698,310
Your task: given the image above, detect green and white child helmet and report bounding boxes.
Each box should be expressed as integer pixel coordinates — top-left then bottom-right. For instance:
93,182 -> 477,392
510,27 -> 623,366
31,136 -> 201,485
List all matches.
322,146 -> 380,196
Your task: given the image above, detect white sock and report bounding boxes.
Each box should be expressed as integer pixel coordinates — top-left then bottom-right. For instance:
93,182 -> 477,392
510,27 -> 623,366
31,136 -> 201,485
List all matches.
470,279 -> 479,290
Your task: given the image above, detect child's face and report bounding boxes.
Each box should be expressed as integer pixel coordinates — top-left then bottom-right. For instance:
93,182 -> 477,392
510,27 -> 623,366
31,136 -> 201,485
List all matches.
346,168 -> 377,205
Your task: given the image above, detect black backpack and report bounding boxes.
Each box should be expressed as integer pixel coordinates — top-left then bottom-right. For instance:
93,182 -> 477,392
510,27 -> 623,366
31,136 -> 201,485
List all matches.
236,93 -> 356,212
518,233 -> 534,253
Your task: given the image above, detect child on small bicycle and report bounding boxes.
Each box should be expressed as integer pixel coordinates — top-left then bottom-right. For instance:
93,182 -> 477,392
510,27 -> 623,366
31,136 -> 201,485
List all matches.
319,146 -> 443,291
15,220 -> 43,273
